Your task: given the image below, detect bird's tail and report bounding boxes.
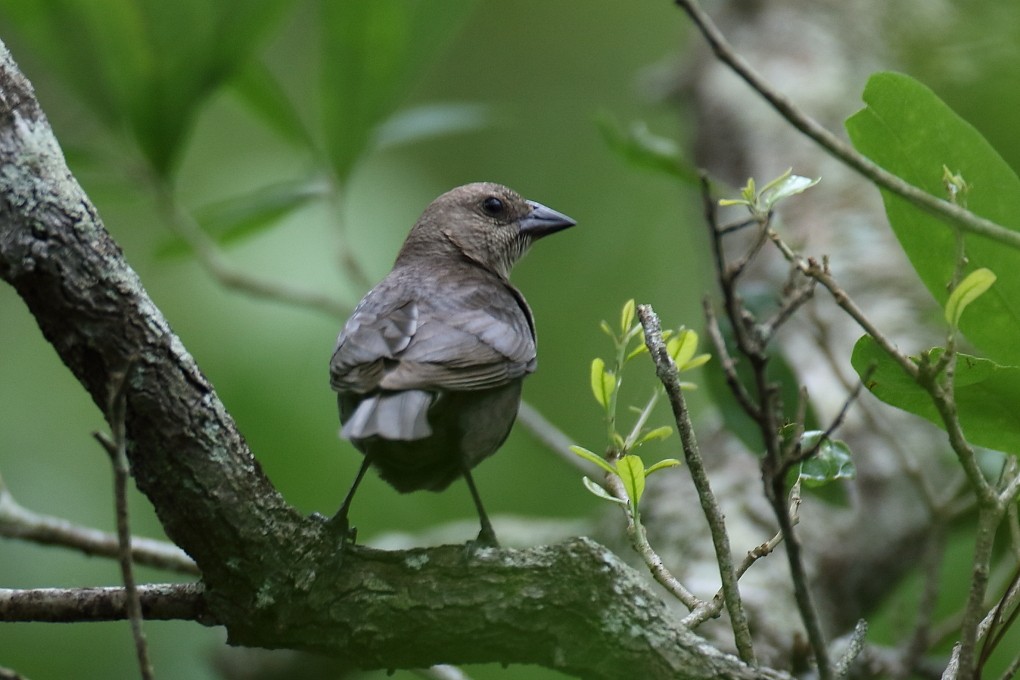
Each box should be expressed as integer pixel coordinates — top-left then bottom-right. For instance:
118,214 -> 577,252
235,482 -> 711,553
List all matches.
341,390 -> 433,441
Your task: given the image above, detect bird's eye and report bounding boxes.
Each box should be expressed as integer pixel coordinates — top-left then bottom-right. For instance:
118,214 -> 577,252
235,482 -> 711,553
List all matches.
482,196 -> 505,217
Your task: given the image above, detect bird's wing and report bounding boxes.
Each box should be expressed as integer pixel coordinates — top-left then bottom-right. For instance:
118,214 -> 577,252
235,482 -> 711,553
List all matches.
383,280 -> 537,391
329,291 -> 419,393
330,271 -> 537,394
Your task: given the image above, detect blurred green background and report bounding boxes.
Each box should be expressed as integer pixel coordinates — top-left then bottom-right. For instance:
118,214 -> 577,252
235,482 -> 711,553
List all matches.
1,1 -> 1019,678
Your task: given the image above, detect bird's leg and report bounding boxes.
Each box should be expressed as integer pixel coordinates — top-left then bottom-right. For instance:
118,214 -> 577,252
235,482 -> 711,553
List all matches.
462,466 -> 499,548
326,454 -> 373,545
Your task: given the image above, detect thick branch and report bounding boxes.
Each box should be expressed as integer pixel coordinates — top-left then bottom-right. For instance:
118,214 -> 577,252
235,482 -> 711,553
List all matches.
0,40 -> 790,679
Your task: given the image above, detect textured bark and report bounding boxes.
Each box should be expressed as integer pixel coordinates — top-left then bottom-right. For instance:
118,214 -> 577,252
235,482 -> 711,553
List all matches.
0,40 -> 787,679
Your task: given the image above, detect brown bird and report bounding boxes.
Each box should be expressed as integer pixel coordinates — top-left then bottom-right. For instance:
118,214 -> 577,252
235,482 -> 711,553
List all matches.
328,182 -> 576,546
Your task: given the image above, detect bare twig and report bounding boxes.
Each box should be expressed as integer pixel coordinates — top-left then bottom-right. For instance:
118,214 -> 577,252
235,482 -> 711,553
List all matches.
834,619 -> 869,678
683,486 -> 800,629
0,477 -> 198,575
602,471 -> 702,611
95,360 -> 153,680
637,304 -> 756,666
516,400 -> 589,475
150,180 -> 347,319
702,180 -> 832,677
0,584 -> 209,623
901,528 -> 948,677
673,0 -> 1020,251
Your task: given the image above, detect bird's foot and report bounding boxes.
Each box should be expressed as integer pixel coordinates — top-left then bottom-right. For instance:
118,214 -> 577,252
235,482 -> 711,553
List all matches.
464,525 -> 500,556
321,511 -> 359,548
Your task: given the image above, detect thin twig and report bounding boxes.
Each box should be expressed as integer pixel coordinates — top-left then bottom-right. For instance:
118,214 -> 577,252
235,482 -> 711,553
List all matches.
673,0 -> 1020,251
768,230 -> 919,380
901,527 -> 948,676
683,485 -> 799,629
703,299 -> 761,420
0,584 -> 208,623
150,180 -> 347,319
637,304 -> 756,666
701,181 -> 831,677
516,400 -> 590,475
96,360 -> 154,680
0,477 -> 198,575
835,619 -> 869,678
602,471 -> 703,611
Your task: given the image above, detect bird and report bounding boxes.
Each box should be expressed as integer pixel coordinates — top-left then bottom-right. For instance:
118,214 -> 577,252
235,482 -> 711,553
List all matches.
328,182 -> 576,547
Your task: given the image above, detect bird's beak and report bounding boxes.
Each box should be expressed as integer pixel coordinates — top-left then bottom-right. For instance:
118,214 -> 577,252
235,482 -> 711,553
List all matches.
519,200 -> 576,239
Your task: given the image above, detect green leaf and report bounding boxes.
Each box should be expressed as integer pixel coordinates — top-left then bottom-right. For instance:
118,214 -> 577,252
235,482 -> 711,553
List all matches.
796,432 -> 856,488
667,329 -> 697,367
156,178 -> 326,257
681,353 -> 712,371
645,458 -> 681,476
624,342 -> 650,363
852,335 -> 1020,453
616,456 -> 646,508
759,171 -> 820,211
635,426 -> 673,447
595,113 -> 700,184
373,102 -> 491,150
2,0 -> 293,176
582,476 -> 627,506
569,445 -> 616,476
230,61 -> 313,147
320,0 -> 475,181
620,299 -> 636,336
945,268 -> 997,329
590,357 -> 616,409
846,72 -> 1020,366
702,299 -> 819,452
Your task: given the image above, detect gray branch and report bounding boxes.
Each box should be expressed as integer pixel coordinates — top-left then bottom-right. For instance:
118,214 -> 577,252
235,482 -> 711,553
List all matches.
0,39 -> 788,679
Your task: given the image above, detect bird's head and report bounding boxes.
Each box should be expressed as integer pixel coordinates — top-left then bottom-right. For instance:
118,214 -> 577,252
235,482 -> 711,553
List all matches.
398,182 -> 576,280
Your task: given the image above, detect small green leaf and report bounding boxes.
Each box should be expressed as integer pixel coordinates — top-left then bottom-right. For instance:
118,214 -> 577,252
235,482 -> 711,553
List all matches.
945,268 -> 997,329
796,432 -> 856,488
667,329 -> 697,366
625,342 -> 650,363
636,426 -> 673,447
760,172 -> 820,211
599,320 -> 615,338
582,476 -> 628,505
941,165 -> 970,208
595,113 -> 699,184
590,357 -> 616,409
645,458 -> 681,476
616,456 -> 646,507
569,445 -> 616,475
681,353 -> 712,371
373,102 -> 491,150
620,299 -> 636,336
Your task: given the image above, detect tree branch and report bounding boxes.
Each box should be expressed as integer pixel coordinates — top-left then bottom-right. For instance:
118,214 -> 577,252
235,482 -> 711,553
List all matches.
0,584 -> 210,623
673,0 -> 1020,251
0,39 -> 788,679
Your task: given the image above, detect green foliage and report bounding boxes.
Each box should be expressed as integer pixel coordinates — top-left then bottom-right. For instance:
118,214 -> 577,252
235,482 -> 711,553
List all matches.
852,337 -> 1020,454
718,169 -> 820,219
944,268 -> 996,330
846,72 -> 1020,367
574,300 -> 707,519
595,113 -> 699,184
319,0 -> 476,182
794,431 -> 856,489
702,293 -> 819,453
1,0 -> 292,176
